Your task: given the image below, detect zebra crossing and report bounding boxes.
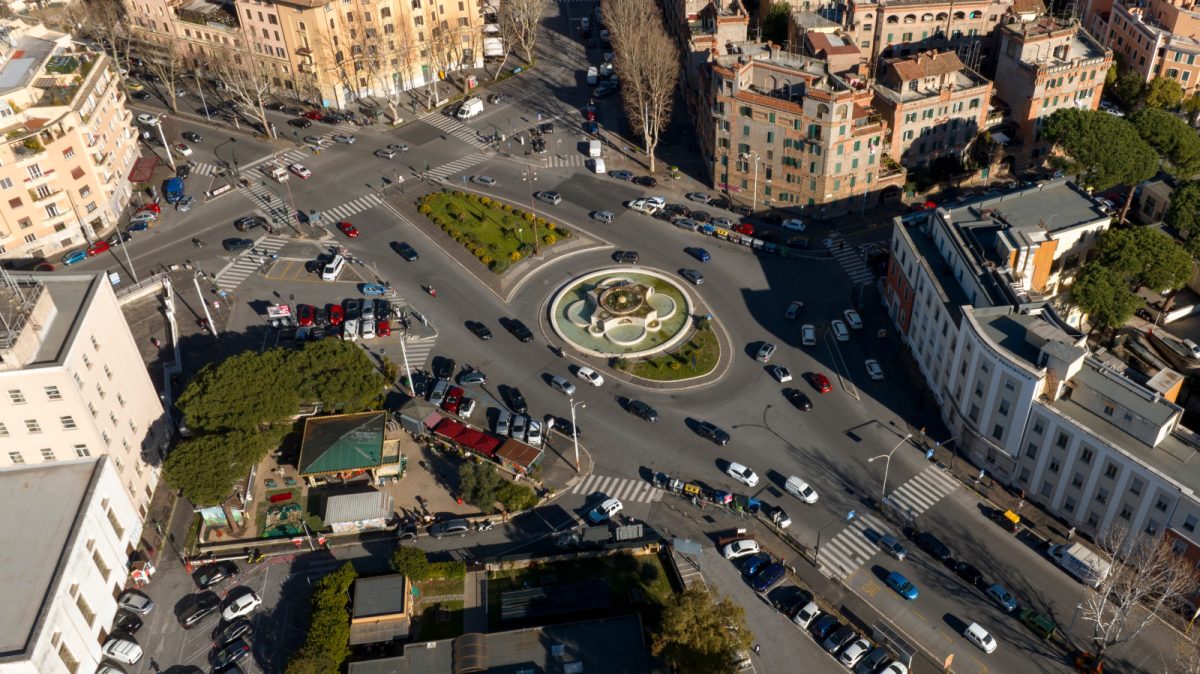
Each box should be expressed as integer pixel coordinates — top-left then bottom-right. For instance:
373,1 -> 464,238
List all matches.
425,153 -> 486,181
322,193 -> 384,222
815,510 -> 892,580
883,464 -> 959,520
187,160 -> 223,177
570,474 -> 663,503
397,334 -> 437,369
421,110 -> 489,149
831,239 -> 876,284
241,146 -> 314,173
540,154 -> 586,169
214,235 -> 290,291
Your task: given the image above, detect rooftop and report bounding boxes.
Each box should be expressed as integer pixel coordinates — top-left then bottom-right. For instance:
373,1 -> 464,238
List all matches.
0,272 -> 103,367
0,458 -> 101,657
350,573 -> 411,645
323,489 -> 394,525
974,305 -> 1083,368
1002,16 -> 1109,67
298,412 -> 387,476
875,51 -> 991,103
1072,357 -> 1180,428
792,11 -> 840,29
0,28 -> 58,97
944,179 -> 1107,238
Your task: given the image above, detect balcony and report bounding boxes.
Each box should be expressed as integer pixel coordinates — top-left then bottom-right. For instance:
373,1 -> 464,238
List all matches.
296,46 -> 313,57
92,150 -> 112,167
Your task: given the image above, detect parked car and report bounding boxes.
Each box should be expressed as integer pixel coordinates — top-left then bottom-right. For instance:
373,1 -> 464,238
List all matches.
61,250 -> 88,266
785,300 -> 804,320
755,342 -> 777,363
193,560 -> 239,589
179,592 -> 220,628
118,590 -> 155,615
504,387 -> 528,415
844,309 -> 864,329
536,191 -> 562,205
955,561 -> 986,587
221,590 -> 262,621
986,584 -> 1019,613
726,462 -> 759,487
964,622 -> 998,654
586,498 -> 623,524
212,638 -> 252,670
791,601 -> 821,629
214,619 -> 254,648
467,321 -> 492,340
429,521 -> 469,540
101,638 -> 143,665
839,639 -> 872,668
821,625 -> 858,653
810,615 -> 840,641
609,170 -> 634,181
854,648 -> 892,674
768,365 -> 792,383
914,531 -> 952,562
809,372 -> 832,393
112,609 -> 144,634
878,534 -> 907,561
831,319 -> 850,341
749,562 -> 786,592
722,539 -> 760,560
784,388 -> 812,411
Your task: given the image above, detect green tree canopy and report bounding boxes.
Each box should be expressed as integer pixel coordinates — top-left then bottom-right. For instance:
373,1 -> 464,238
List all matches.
652,586 -> 753,673
177,349 -> 299,434
389,546 -> 432,581
1144,77 -> 1184,110
293,339 -> 386,412
1112,71 -> 1147,108
1099,226 -> 1193,291
1072,263 -> 1144,331
1166,181 -> 1200,248
1043,108 -> 1158,192
287,562 -> 358,674
1183,94 -> 1200,122
761,2 -> 792,46
459,460 -> 506,513
163,428 -> 286,506
1129,108 -> 1200,177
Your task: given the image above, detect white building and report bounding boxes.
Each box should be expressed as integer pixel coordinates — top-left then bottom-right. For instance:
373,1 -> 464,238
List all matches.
884,181 -> 1200,556
0,271 -> 170,517
0,457 -> 143,674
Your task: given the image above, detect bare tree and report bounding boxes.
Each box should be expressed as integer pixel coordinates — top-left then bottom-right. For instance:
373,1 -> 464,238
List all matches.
424,24 -> 458,108
213,48 -> 275,139
377,21 -> 420,121
498,0 -> 542,66
602,0 -> 679,173
144,40 -> 186,113
62,0 -> 135,74
1079,526 -> 1198,666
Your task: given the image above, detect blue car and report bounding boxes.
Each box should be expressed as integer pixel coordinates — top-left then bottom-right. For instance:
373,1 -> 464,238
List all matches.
986,583 -> 1018,612
61,250 -> 87,266
741,553 -> 772,578
750,562 -> 786,592
126,222 -> 149,233
885,571 -> 919,600
583,121 -> 599,134
360,283 -> 390,296
687,247 -> 711,262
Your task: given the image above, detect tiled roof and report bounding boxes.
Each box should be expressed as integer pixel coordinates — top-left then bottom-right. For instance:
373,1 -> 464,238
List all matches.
1012,0 -> 1046,14
890,50 -> 965,81
806,31 -> 859,55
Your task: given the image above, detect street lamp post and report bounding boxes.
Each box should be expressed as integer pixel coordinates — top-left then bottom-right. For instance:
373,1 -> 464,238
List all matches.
522,166 -> 540,255
193,64 -> 210,124
815,511 -> 856,560
740,151 -> 761,212
867,433 -> 913,511
230,137 -> 239,176
154,115 -> 175,172
569,397 -> 585,471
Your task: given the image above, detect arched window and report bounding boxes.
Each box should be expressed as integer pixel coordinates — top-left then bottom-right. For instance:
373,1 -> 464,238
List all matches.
969,10 -> 982,18
921,13 -> 934,21
954,11 -> 966,19
816,103 -> 830,119
886,15 -> 900,23
837,105 -> 848,119
904,13 -> 917,22
936,12 -> 948,20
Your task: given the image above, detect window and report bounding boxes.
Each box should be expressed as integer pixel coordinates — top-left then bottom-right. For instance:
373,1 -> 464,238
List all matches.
1097,488 -> 1108,505
1056,432 -> 1069,449
73,444 -> 90,458
1103,403 -> 1115,417
1080,447 -> 1094,465
1119,505 -> 1132,520
1104,462 -> 1119,479
109,412 -> 117,426
106,508 -> 125,539
91,549 -> 110,579
999,399 -> 1010,417
1130,478 -> 1144,496
40,448 -> 55,461
1033,419 -> 1044,435
1071,472 -> 1084,489
8,451 -> 24,464
1025,443 -> 1038,459
991,424 -> 1004,440
90,335 -> 99,351
1186,514 -> 1198,533
60,416 -> 76,430
8,389 -> 25,404
57,643 -> 78,673
0,423 -> 6,437
0,178 -> 10,189
44,385 -> 62,400
1157,497 -> 1170,512
75,593 -> 95,625
1064,496 -> 1076,513
1041,481 -> 1054,498
25,419 -> 41,433
27,164 -> 42,179
968,404 -> 980,422
1146,520 -> 1159,535
117,392 -> 125,407
1049,459 -> 1061,474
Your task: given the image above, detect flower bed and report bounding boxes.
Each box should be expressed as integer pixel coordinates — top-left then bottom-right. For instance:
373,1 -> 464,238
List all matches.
417,190 -> 572,274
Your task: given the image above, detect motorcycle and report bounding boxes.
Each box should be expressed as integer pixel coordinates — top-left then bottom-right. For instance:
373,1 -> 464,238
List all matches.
191,237 -> 205,247
476,520 -> 494,532
423,285 -> 437,297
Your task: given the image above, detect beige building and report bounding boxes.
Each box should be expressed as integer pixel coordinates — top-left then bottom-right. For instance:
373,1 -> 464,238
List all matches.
125,0 -> 491,109
872,50 -> 993,168
0,20 -> 138,262
0,271 -> 170,517
0,457 -> 145,674
1084,0 -> 1200,97
843,0 -> 1036,65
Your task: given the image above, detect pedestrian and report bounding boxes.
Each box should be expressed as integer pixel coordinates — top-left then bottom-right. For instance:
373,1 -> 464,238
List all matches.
1067,526 -> 1076,541
753,644 -> 761,655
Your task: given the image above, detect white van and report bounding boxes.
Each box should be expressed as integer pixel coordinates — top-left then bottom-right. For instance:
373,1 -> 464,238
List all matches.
1185,339 -> 1200,360
456,97 -> 483,120
586,66 -> 598,85
267,164 -> 289,183
785,475 -> 819,504
321,254 -> 346,281
588,139 -> 602,158
591,157 -> 606,174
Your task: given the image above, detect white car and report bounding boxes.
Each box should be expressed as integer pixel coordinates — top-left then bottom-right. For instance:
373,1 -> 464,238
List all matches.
173,143 -> 193,157
801,324 -> 816,346
526,419 -> 543,446
459,397 -> 477,419
786,475 -> 819,504
343,318 -> 359,341
473,175 -> 496,186
781,218 -> 806,231
726,462 -> 759,487
136,113 -> 159,126
879,662 -> 909,674
222,591 -> 262,621
722,538 -> 760,559
576,366 -> 605,386
839,639 -> 872,667
101,637 -> 144,665
831,319 -> 849,342
360,319 -> 376,340
791,601 -> 821,629
865,359 -> 884,380
288,162 -> 312,179
643,196 -> 666,209
768,365 -> 792,383
586,497 -> 623,524
964,622 -> 997,654
843,309 -> 863,329
627,198 -> 658,215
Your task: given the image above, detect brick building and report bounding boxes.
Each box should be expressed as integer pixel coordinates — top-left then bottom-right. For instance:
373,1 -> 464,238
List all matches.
843,0 -> 1030,66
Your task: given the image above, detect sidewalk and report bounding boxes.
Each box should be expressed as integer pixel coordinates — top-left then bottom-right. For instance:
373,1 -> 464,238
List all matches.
463,569 -> 487,632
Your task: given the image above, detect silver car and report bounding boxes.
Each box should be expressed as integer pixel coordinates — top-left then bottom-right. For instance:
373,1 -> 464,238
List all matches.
430,519 -> 471,538
592,210 -> 614,224
510,413 -> 529,440
332,133 -> 357,144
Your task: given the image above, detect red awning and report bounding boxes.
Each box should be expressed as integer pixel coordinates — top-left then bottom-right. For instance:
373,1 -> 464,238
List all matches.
127,156 -> 159,183
473,434 -> 502,457
433,418 -> 467,440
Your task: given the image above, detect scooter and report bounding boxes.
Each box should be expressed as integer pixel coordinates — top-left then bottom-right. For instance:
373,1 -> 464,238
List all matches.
423,285 -> 437,297
191,237 -> 205,247
476,520 -> 494,532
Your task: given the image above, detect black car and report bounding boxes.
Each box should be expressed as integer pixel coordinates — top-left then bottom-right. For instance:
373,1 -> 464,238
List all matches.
633,176 -> 657,187
222,238 -> 253,252
544,414 -> 580,437
432,356 -> 457,381
467,321 -> 492,340
130,90 -> 150,100
212,637 -> 252,669
784,388 -> 813,411
392,242 -> 419,261
954,561 -> 985,587
321,114 -> 342,124
193,560 -> 239,589
613,250 -> 640,264
314,306 -> 329,326
182,131 -> 203,143
810,615 -> 840,640
710,196 -> 731,209
664,203 -> 691,217
264,101 -> 286,111
538,122 -> 555,134
113,610 -> 144,634
628,399 -> 659,422
375,299 -> 391,320
487,94 -> 503,104
690,210 -> 712,223
287,117 -> 312,128
342,298 -> 361,320
504,318 -> 534,342
696,421 -> 730,445
180,592 -> 221,629
235,216 -> 265,232
214,618 -> 254,648
176,164 -> 191,179
504,387 -> 528,415
914,531 -> 952,562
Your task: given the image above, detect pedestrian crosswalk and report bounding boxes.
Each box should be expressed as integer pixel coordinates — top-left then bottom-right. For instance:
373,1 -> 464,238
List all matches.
570,474 -> 663,503
322,193 -> 384,222
815,510 -> 892,580
540,154 -> 586,168
236,178 -> 292,227
214,235 -> 290,291
425,153 -> 487,181
421,110 -> 489,149
397,334 -> 437,369
188,160 -> 223,177
241,147 -> 314,174
883,464 -> 959,521
831,239 -> 876,284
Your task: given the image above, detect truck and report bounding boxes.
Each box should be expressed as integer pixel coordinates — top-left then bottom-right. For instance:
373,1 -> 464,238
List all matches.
1048,542 -> 1112,588
588,139 -> 602,158
456,97 -> 483,120
162,177 -> 185,204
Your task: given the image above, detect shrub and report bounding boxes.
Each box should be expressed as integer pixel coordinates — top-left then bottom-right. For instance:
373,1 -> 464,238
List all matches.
418,204 -> 432,215
523,212 -> 535,222
481,255 -> 493,264
669,361 -> 682,370
543,234 -> 557,245
536,217 -> 548,227
559,227 -> 572,238
480,197 -> 491,206
510,251 -> 522,262
498,483 -> 539,512
546,222 -> 557,231
429,560 -> 467,580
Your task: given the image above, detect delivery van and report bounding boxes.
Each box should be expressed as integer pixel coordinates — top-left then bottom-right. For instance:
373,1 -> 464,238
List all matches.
591,157 -> 606,174
456,97 -> 483,120
588,139 -> 602,158
267,164 -> 289,183
321,254 -> 346,281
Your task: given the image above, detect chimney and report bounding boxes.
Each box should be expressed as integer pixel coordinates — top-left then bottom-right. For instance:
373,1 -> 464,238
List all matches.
770,43 -> 781,60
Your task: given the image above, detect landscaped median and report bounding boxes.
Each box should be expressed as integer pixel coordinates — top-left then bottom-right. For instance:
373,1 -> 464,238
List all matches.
611,319 -> 720,382
417,190 -> 572,273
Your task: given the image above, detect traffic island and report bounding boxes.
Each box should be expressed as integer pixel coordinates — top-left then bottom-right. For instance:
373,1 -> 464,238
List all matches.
613,325 -> 719,382
416,190 -> 573,273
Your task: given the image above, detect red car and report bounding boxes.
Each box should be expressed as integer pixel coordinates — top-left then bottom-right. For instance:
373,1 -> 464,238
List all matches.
377,320 -> 391,337
585,109 -> 597,122
327,303 -> 344,326
137,203 -> 162,215
297,304 -> 315,327
337,221 -> 359,238
810,372 -> 832,394
442,386 -> 464,414
302,110 -> 323,120
735,222 -> 754,236
86,240 -> 111,256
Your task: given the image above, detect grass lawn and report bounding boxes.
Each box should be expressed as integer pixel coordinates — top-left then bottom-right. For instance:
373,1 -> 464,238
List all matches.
620,326 -> 719,381
486,552 -> 675,631
414,599 -> 465,641
418,191 -> 571,273
416,578 -> 464,598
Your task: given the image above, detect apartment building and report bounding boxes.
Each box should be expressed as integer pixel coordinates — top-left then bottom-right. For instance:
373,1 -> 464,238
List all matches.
699,42 -> 906,218
0,20 -> 138,261
662,0 -> 750,121
883,181 -> 1200,555
843,0 -> 1029,66
872,50 -> 993,168
1085,0 -> 1200,96
0,457 -> 143,674
991,17 -> 1111,169
0,271 -> 170,517
125,0 -> 490,109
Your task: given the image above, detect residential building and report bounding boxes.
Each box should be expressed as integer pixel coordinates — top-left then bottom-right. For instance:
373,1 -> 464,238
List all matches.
1084,0 -> 1200,96
882,181 -> 1200,556
0,271 -> 170,516
0,20 -> 138,261
802,29 -> 865,75
843,0 -> 1034,67
662,0 -> 750,119
124,0 -> 490,109
872,50 -> 993,168
700,42 -> 906,218
0,456 -> 144,674
991,16 -> 1111,169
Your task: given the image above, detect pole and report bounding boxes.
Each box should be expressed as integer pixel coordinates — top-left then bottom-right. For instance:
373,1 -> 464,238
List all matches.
155,116 -> 175,171
752,154 -> 760,212
870,434 -> 912,509
230,137 -> 239,176
397,329 -> 414,394
191,272 -> 219,339
194,68 -> 210,123
569,398 -> 583,471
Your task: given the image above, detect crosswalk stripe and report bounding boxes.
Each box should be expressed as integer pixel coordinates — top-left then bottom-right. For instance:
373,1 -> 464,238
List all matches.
593,476 -> 612,496
577,474 -> 599,494
614,480 -> 635,501
426,153 -> 486,180
420,111 -> 488,149
889,490 -> 928,513
214,235 -> 290,290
